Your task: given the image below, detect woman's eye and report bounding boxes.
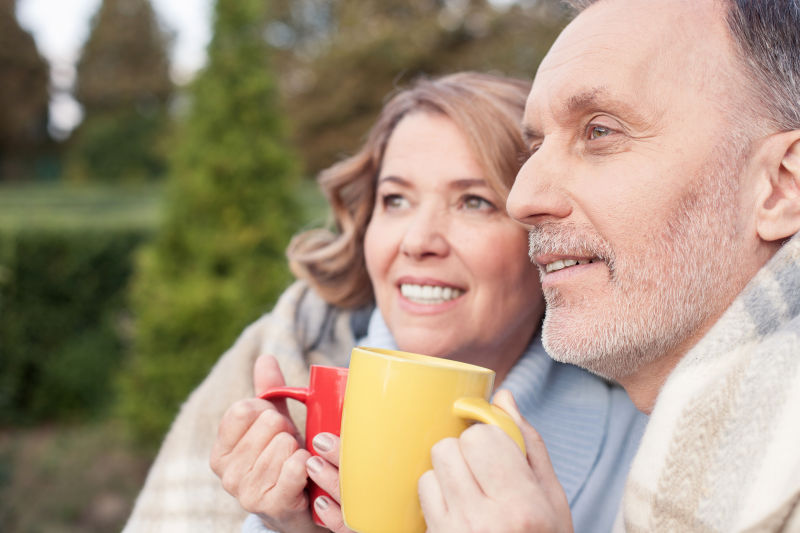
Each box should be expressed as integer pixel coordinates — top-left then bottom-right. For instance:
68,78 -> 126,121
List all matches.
382,193 -> 409,210
588,125 -> 613,140
462,195 -> 495,211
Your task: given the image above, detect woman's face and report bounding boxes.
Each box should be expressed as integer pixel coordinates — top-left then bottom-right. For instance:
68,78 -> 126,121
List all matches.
364,112 -> 544,372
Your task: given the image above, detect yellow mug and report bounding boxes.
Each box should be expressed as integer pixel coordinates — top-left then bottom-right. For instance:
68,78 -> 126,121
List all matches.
339,346 -> 525,533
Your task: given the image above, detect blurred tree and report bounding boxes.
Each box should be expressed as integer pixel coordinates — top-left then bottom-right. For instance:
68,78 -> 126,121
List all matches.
119,0 -> 302,446
0,0 -> 50,180
66,0 -> 174,182
267,0 -> 569,174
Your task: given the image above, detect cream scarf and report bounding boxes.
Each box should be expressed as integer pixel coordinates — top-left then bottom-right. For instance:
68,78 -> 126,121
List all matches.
621,234 -> 800,532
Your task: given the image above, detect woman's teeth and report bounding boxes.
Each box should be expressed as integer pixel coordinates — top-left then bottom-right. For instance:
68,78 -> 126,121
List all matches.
545,258 -> 594,273
400,284 -> 463,304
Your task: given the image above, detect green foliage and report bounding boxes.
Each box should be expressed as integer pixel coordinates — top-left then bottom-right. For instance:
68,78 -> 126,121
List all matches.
119,0 -> 303,446
64,109 -> 170,183
0,225 -> 153,424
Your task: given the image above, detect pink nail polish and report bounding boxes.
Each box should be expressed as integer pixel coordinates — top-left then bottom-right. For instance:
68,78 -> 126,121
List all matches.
307,455 -> 324,473
315,496 -> 330,511
312,432 -> 333,453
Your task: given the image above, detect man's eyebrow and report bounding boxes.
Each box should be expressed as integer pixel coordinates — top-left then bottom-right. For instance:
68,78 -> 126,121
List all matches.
521,86 -> 648,145
563,86 -> 648,124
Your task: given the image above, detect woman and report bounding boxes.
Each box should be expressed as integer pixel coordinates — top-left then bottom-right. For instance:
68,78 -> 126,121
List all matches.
123,72 -> 646,533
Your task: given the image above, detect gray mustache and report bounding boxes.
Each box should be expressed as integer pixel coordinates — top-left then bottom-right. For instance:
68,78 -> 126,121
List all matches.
527,223 -> 615,266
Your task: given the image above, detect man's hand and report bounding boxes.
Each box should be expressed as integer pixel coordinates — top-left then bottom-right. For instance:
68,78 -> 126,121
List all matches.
209,354 -> 324,533
305,432 -> 356,533
418,390 -> 573,533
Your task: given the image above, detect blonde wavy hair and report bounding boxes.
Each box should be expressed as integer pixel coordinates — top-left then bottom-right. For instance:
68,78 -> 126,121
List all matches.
287,71 -> 532,309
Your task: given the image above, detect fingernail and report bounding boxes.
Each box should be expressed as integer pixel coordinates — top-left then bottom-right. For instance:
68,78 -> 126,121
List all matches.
312,432 -> 333,453
315,496 -> 330,511
306,455 -> 324,473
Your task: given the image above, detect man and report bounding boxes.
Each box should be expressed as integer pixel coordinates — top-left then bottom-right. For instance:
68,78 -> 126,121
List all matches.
418,0 -> 800,531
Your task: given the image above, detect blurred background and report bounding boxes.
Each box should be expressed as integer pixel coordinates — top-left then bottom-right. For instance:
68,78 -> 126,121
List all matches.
0,0 -> 568,530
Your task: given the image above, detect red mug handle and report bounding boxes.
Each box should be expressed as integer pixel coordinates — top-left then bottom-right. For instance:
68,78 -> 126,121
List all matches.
259,387 -> 310,403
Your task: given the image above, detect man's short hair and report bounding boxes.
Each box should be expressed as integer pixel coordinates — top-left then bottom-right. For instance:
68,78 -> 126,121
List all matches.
563,0 -> 800,131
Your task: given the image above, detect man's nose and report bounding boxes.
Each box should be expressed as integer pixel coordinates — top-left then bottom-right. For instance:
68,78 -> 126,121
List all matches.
507,148 -> 572,227
399,206 -> 450,260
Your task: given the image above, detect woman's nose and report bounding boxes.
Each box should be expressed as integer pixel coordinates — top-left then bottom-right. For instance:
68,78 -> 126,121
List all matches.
399,207 -> 450,260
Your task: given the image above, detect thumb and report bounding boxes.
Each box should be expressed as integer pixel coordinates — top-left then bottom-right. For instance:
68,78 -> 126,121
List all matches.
253,354 -> 285,394
492,390 -> 557,484
493,389 -> 570,516
252,354 -> 294,422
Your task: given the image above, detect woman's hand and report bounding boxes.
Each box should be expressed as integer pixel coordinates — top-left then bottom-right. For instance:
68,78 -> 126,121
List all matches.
209,355 -> 324,533
304,433 -> 356,533
417,390 -> 574,533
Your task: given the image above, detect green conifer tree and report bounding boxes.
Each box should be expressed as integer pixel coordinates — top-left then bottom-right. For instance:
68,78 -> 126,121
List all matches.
0,0 -> 50,179
119,0 -> 301,445
67,0 -> 173,181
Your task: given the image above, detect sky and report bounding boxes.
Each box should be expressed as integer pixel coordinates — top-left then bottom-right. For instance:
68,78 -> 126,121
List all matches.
16,0 -> 213,134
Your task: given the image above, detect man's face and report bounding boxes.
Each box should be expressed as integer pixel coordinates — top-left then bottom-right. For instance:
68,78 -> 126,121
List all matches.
507,0 -> 763,382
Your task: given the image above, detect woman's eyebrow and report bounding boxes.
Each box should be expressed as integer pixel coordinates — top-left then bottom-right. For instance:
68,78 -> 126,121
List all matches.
376,175 -> 409,186
451,178 -> 488,189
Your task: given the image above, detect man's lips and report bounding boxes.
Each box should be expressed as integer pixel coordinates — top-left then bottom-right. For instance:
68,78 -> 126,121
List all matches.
534,254 -> 600,273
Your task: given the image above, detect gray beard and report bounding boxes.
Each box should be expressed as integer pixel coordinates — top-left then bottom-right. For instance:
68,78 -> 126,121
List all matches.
531,143 -> 748,381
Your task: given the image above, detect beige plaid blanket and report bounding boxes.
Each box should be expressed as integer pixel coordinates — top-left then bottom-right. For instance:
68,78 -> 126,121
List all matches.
122,282 -> 362,532
621,233 -> 800,532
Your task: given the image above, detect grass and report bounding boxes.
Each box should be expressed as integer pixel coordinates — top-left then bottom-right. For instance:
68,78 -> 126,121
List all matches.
0,178 -> 328,233
0,182 -> 164,232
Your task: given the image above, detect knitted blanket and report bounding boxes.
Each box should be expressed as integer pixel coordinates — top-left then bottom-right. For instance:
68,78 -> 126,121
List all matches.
122,282 -> 363,533
621,233 -> 800,532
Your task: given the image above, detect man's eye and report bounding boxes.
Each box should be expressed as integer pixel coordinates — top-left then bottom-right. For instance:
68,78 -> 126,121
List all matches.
588,125 -> 612,140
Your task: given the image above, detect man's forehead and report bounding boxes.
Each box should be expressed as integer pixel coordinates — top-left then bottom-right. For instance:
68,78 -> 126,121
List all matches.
523,0 -> 731,131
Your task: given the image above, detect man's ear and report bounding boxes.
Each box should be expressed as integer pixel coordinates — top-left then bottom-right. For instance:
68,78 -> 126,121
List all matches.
755,130 -> 800,242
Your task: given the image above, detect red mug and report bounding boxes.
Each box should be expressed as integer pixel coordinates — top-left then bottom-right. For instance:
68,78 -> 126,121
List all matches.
259,364 -> 348,526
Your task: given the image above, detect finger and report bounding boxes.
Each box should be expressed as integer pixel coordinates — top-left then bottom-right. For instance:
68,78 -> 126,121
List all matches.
311,432 -> 340,467
237,436 -> 306,513
219,409 -> 296,492
275,447 -> 314,507
211,399 -> 269,470
314,495 -> 354,533
248,429 -> 302,493
306,455 -> 341,502
429,437 -> 484,502
418,469 -> 447,527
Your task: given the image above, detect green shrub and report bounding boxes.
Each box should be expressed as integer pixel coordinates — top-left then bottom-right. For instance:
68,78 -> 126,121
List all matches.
64,109 -> 170,183
118,0 -> 303,447
0,227 -> 152,424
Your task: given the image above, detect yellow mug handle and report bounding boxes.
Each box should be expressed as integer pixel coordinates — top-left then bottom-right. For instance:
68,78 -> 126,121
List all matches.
452,397 -> 526,454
